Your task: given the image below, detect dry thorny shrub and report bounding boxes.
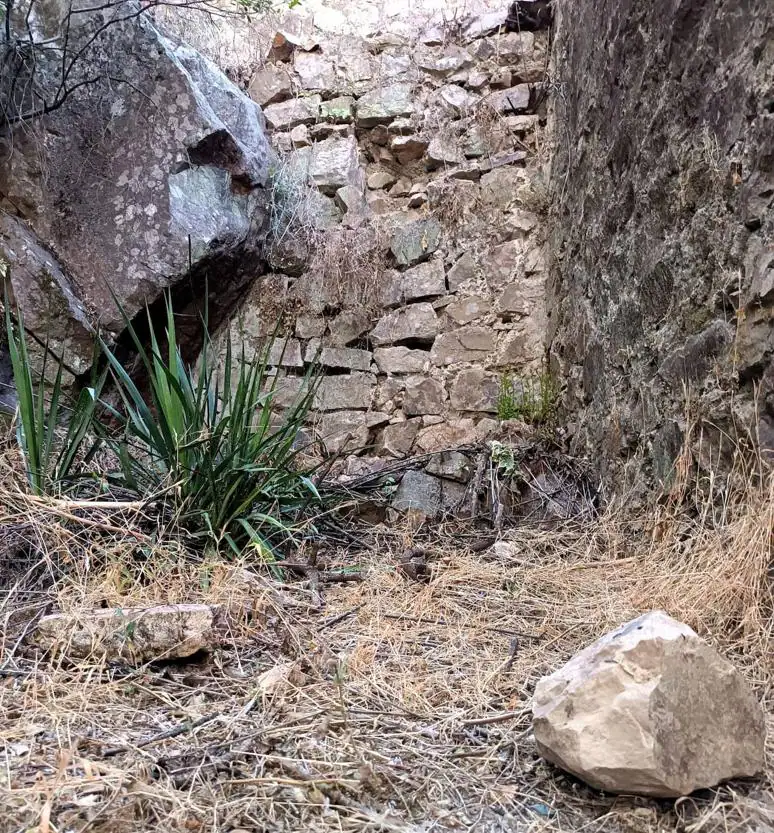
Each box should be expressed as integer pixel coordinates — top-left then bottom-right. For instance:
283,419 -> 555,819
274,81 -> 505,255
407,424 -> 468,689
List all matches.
1,429 -> 773,832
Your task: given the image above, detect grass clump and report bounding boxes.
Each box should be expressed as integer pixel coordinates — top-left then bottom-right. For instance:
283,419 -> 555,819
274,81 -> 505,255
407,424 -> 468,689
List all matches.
497,369 -> 558,425
5,288 -> 321,557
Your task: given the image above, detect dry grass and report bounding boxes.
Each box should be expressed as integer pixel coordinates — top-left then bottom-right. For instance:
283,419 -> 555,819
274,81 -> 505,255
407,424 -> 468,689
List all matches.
1,434 -> 773,832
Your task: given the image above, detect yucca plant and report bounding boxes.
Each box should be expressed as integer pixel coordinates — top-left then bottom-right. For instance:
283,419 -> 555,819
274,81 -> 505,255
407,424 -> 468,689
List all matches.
101,295 -> 322,556
4,296 -> 104,495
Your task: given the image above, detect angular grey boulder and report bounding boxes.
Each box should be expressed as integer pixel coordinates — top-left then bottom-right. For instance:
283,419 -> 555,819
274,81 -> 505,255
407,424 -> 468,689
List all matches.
0,9 -> 271,369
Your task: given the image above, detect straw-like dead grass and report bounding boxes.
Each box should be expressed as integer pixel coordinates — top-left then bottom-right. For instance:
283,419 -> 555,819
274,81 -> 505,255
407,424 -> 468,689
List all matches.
1,436 -> 773,833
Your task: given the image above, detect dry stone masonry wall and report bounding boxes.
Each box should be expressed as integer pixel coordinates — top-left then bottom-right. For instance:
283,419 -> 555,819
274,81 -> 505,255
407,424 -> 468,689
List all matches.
219,6 -> 551,480
547,0 -> 774,495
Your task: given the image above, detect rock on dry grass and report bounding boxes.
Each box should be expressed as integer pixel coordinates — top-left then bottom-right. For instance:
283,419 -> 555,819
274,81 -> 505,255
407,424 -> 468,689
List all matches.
1,450 -> 774,832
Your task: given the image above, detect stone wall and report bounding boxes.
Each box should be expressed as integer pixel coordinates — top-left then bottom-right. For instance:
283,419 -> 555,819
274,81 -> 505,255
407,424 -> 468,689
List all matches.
220,8 -> 551,473
547,0 -> 774,495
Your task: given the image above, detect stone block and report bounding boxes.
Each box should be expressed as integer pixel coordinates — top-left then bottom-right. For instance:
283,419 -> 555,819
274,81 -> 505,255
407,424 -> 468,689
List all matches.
356,83 -> 415,127
264,95 -> 322,130
373,347 -> 430,374
382,419 -> 421,457
248,65 -> 292,106
315,372 -> 376,411
290,136 -> 362,196
391,470 -> 442,518
446,296 -> 491,324
403,376 -> 446,416
371,303 -> 440,346
390,218 -> 443,267
450,368 -> 499,412
430,327 -> 495,366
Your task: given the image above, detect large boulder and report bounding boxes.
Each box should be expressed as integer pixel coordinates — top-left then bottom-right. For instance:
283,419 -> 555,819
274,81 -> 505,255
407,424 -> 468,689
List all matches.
0,7 -> 272,370
532,611 -> 765,797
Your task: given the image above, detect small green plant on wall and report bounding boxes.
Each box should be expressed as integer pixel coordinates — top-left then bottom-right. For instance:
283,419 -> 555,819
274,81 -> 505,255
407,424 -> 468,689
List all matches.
497,369 -> 558,425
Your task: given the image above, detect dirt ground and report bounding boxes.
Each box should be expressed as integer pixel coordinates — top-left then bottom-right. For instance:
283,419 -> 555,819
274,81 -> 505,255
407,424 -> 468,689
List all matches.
2,476 -> 773,833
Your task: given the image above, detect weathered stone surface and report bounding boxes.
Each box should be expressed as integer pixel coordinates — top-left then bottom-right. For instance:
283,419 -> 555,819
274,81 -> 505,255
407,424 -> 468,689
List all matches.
356,83 -> 415,127
533,612 -> 765,797
388,260 -> 447,303
391,470 -> 442,518
658,321 -> 733,389
290,136 -> 362,196
427,134 -> 465,167
415,418 -> 482,452
462,11 -> 505,42
0,14 -> 272,363
498,273 -> 545,316
439,85 -> 480,115
447,296 -> 490,324
390,219 -> 443,267
264,95 -> 322,129
290,124 -> 311,148
328,309 -> 372,345
450,368 -> 499,412
390,136 -> 429,164
426,451 -> 472,482
447,251 -> 477,290
316,346 -> 373,371
263,338 -> 303,368
548,0 -> 774,486
335,185 -> 370,228
248,64 -> 292,106
431,327 -> 495,366
35,604 -> 227,663
403,376 -> 446,416
294,51 -> 337,91
319,95 -> 355,123
485,84 -> 531,113
296,314 -> 326,340
373,347 -> 429,374
318,411 -> 371,453
371,303 -> 440,346
367,171 -> 398,190
482,240 -> 521,286
417,47 -> 474,76
382,419 -> 421,457
316,372 -> 376,411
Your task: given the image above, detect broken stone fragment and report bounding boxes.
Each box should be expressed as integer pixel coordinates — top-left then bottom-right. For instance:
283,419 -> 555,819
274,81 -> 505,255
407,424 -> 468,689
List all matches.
294,50 -> 337,91
532,611 -> 765,797
391,470 -> 442,518
367,170 -> 398,190
427,133 -> 466,168
289,136 -> 363,196
462,11 -> 506,42
35,605 -> 228,663
426,450 -> 472,482
382,419 -> 421,457
485,84 -> 531,113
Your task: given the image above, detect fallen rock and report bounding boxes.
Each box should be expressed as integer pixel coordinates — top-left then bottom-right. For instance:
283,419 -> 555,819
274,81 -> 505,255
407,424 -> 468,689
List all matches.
392,470 -> 442,518
532,611 -> 765,797
35,605 -> 227,663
